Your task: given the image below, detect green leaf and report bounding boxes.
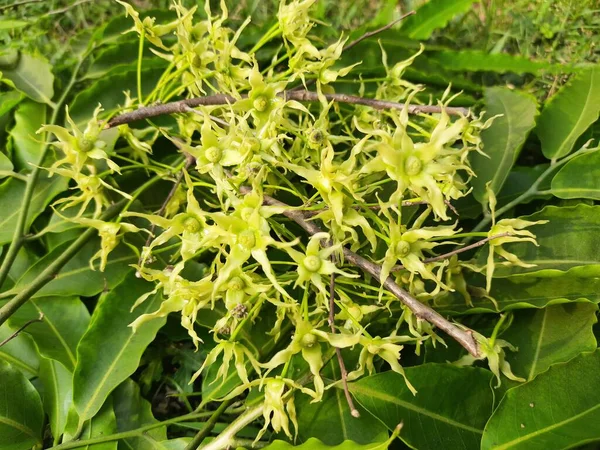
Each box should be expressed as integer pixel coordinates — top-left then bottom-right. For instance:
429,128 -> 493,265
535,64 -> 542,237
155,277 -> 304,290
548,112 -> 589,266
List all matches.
470,87 -> 538,203
502,303 -> 598,381
0,90 -> 23,118
85,41 -> 168,80
537,66 -> 600,160
0,20 -> 30,31
400,0 -> 477,40
296,359 -> 388,445
113,379 -> 166,449
481,350 -> 600,449
8,296 -> 90,370
0,175 -> 68,245
264,438 -> 392,449
9,241 -> 135,298
64,399 -> 118,450
9,99 -> 46,171
70,66 -> 165,127
0,360 -> 44,450
0,152 -> 13,176
1,53 -> 55,105
551,149 -> 600,199
0,324 -> 39,378
479,204 -> 600,278
435,274 -> 600,315
73,274 -> 166,423
351,364 -> 494,450
427,50 -> 565,75
38,358 -> 73,442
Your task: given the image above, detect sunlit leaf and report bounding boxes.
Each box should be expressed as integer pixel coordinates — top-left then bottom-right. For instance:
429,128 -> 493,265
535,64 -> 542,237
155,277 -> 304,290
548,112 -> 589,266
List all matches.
1,53 -> 54,105
400,0 -> 477,40
551,149 -> 600,199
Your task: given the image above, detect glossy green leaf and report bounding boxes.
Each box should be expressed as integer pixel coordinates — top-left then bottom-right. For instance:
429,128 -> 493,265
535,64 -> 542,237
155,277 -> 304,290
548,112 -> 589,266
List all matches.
501,303 -> 598,381
264,438 -> 392,450
159,439 -> 192,450
482,350 -> 600,449
113,379 -> 166,449
70,66 -> 164,127
351,364 -> 494,450
537,66 -> 600,159
1,53 -> 54,105
435,274 -> 600,315
8,296 -> 90,370
0,360 -> 44,450
0,90 -> 23,117
38,358 -> 73,442
73,274 -> 166,423
9,240 -> 135,298
0,324 -> 39,378
64,399 -> 118,450
479,204 -> 600,278
471,87 -> 538,203
0,175 -> 68,245
296,359 -> 388,445
427,50 -> 564,74
551,149 -> 600,199
400,0 -> 477,40
9,99 -> 46,171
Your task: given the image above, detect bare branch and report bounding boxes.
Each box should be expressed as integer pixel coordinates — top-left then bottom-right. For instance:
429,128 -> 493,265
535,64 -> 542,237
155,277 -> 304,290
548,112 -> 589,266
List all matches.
0,313 -> 44,348
391,233 -> 511,272
341,10 -> 416,53
252,189 -> 479,357
106,90 -> 469,128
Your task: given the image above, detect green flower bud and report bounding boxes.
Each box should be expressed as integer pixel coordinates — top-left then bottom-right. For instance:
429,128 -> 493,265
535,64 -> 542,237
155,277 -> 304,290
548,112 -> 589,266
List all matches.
228,276 -> 245,291
253,95 -> 270,112
205,146 -> 222,163
301,332 -> 318,348
404,155 -> 423,176
79,137 -> 95,153
238,230 -> 256,250
395,240 -> 411,257
182,215 -> 202,233
303,255 -> 322,273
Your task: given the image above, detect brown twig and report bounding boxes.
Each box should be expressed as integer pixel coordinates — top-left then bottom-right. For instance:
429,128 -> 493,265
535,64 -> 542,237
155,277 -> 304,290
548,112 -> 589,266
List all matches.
106,90 -> 469,128
391,233 -> 511,272
303,199 -> 459,217
329,273 -> 360,418
254,191 -> 479,357
0,313 -> 44,348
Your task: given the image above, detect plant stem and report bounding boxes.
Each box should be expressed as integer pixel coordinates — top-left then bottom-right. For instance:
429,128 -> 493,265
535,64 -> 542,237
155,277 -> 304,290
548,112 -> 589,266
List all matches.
192,404 -> 264,450
49,410 -> 216,449
184,398 -> 236,450
0,52 -> 89,290
0,312 -> 44,347
0,199 -> 125,328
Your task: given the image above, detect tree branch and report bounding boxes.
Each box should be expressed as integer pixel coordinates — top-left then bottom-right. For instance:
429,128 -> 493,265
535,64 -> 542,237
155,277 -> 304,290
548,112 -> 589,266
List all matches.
391,233 -> 511,272
0,312 -> 44,348
106,90 -> 469,128
252,190 -> 479,357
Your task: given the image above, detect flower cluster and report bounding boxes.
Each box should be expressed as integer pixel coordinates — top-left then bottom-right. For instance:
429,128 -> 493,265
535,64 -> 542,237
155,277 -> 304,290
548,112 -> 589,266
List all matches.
41,0 -> 549,442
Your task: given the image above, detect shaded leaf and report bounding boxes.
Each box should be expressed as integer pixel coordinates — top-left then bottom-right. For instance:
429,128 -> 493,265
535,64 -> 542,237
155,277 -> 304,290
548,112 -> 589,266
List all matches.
502,303 -> 598,381
400,0 -> 477,40
38,358 -> 73,442
0,175 -> 68,245
73,273 -> 166,423
351,364 -> 494,450
478,204 -> 600,277
471,87 -> 538,203
537,66 -> 600,160
8,296 -> 90,371
264,438 -> 393,449
9,240 -> 135,298
0,90 -> 23,117
0,323 -> 39,378
64,399 -> 118,450
113,379 -> 166,450
1,53 -> 54,105
428,50 -> 565,75
435,274 -> 600,315
551,149 -> 600,199
86,41 -> 167,79
9,99 -> 46,171
481,350 -> 600,450
0,360 -> 44,450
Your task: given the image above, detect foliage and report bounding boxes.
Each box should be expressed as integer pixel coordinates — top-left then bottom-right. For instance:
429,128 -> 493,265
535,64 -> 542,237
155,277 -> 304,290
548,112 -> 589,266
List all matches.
0,1 -> 599,450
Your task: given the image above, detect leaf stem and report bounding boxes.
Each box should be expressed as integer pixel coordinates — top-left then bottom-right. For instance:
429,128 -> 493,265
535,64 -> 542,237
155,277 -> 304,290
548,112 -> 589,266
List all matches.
184,398 -> 236,450
137,29 -> 145,105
